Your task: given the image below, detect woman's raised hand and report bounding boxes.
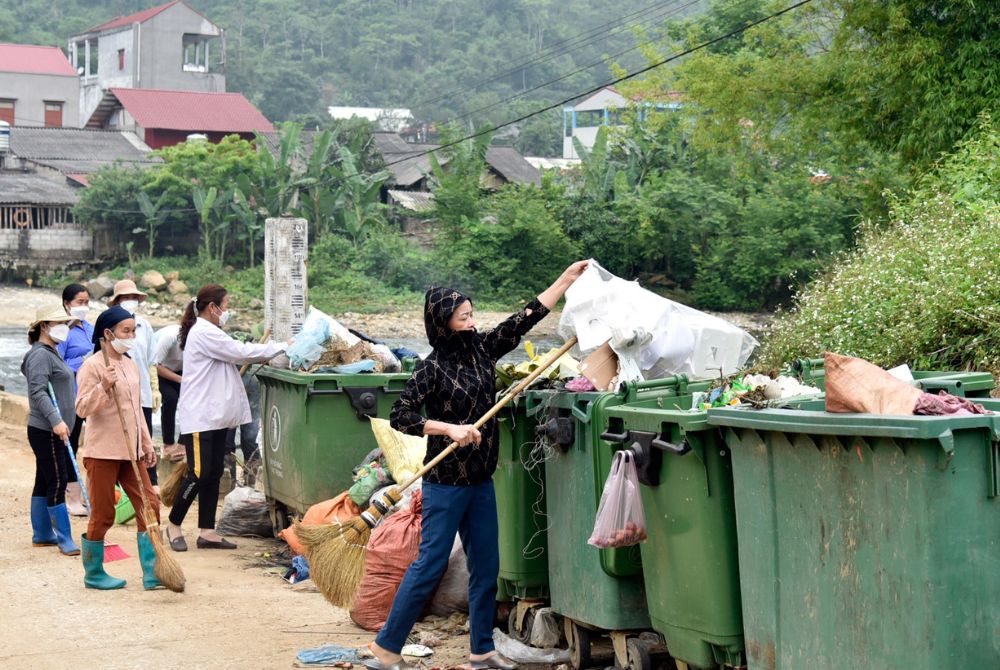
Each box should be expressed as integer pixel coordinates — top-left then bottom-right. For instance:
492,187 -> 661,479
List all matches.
561,260 -> 590,284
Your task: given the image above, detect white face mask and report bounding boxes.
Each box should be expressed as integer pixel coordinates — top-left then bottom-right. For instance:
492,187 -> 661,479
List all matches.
120,300 -> 140,313
218,309 -> 231,326
69,306 -> 89,321
110,337 -> 136,354
49,324 -> 70,343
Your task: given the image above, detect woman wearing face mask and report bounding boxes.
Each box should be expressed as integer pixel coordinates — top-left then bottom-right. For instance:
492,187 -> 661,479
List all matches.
57,283 -> 93,517
107,280 -> 160,492
368,260 -> 589,670
166,284 -> 287,551
74,306 -> 161,589
21,306 -> 80,556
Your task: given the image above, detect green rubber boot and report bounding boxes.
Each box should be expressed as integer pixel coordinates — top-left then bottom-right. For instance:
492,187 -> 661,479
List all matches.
137,531 -> 162,590
81,534 -> 126,590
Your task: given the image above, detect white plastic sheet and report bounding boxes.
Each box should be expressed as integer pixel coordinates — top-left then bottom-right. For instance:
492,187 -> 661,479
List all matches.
559,260 -> 758,381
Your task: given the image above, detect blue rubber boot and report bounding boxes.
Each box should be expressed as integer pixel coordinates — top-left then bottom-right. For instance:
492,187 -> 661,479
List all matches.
81,534 -> 126,590
48,503 -> 80,556
31,497 -> 57,546
137,531 -> 162,590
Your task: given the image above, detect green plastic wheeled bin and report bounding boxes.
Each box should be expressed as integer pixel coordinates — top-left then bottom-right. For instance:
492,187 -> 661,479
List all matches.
527,377 -> 702,670
495,399 -> 550,642
707,404 -> 1000,670
257,367 -> 410,532
790,358 -> 995,397
602,394 -> 744,670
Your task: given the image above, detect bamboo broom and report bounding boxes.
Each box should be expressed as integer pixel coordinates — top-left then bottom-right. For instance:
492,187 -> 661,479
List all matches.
101,343 -> 186,593
297,336 -> 579,609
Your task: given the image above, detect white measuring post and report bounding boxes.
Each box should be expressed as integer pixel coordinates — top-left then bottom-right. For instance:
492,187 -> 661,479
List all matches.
264,217 -> 308,343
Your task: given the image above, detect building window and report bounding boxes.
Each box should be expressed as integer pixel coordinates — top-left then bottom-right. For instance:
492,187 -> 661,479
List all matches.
118,49 -> 125,71
0,100 -> 14,125
575,110 -> 605,128
44,102 -> 63,128
182,35 -> 210,72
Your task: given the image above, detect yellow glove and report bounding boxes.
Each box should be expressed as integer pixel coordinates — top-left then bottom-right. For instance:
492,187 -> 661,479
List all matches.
149,367 -> 162,412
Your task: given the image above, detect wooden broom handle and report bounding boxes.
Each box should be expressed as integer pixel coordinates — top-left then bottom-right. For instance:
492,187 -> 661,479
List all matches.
396,335 -> 579,491
100,342 -> 157,525
240,328 -> 271,376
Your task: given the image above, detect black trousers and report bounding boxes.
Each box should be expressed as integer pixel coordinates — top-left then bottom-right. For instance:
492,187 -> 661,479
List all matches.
142,406 -> 157,485
28,425 -> 70,506
66,418 -> 83,483
169,428 -> 228,529
158,374 -> 181,444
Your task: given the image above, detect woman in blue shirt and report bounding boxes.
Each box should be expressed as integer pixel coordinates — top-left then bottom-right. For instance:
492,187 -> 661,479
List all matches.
56,283 -> 93,516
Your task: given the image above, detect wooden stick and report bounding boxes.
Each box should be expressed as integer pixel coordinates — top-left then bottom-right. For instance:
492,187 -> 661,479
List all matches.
240,327 -> 271,376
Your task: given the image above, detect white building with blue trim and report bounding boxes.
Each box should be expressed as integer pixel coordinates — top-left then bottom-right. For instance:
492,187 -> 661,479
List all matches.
562,86 -> 681,159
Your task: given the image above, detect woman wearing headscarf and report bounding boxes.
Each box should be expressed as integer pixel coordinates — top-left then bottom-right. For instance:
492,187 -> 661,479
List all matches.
368,260 -> 589,670
21,305 -> 79,555
75,306 -> 160,590
56,283 -> 93,517
166,284 -> 286,551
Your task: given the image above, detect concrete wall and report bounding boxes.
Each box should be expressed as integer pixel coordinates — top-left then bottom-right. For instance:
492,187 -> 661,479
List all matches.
142,3 -> 225,93
0,72 -> 80,127
79,28 -> 135,124
0,228 -> 92,261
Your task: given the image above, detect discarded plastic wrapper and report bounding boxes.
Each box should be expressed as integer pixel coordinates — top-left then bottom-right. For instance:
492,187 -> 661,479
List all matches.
492,628 -> 570,665
559,260 -> 758,381
286,307 -> 361,371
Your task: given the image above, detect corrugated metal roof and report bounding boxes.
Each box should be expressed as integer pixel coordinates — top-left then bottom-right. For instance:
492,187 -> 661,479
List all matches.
387,189 -> 434,212
0,171 -> 80,205
85,1 -> 180,33
0,44 -> 76,77
9,126 -> 158,174
375,135 -> 540,187
109,88 -> 274,133
485,147 -> 541,186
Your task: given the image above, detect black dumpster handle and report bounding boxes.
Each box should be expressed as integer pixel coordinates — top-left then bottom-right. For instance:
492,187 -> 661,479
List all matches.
652,437 -> 691,455
306,386 -> 404,397
600,430 -> 628,443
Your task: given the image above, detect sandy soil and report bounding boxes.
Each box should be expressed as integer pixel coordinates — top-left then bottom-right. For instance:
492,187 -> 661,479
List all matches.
0,419 -> 473,670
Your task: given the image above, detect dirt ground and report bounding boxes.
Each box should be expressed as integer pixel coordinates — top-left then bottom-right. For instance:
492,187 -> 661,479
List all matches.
0,419 -> 473,670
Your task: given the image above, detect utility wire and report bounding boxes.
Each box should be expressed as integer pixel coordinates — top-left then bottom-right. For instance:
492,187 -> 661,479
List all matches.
63,0 -> 814,217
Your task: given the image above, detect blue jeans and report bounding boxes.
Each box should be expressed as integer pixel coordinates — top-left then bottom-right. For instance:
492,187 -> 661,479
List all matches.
376,480 -> 499,655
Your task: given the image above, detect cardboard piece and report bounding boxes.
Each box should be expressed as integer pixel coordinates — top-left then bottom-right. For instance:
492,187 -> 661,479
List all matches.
579,341 -> 619,392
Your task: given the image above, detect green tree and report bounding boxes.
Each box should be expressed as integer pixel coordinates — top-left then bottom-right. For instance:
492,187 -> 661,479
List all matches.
428,127 -> 491,242
135,191 -> 171,259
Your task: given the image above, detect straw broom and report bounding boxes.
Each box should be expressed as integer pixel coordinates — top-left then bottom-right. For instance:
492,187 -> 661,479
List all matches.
101,343 -> 186,593
297,336 -> 579,609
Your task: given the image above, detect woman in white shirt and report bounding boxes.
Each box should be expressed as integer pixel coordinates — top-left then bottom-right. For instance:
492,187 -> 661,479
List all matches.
166,284 -> 286,551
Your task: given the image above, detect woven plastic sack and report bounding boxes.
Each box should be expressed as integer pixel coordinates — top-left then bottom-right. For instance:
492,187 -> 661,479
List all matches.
115,486 -> 135,524
370,418 -> 427,484
588,450 -> 647,548
350,489 -> 423,631
824,351 -> 923,416
279,492 -> 361,555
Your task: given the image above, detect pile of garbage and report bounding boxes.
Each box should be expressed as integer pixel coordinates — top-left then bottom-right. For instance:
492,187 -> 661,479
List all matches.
496,341 -> 581,392
283,307 -> 417,374
694,373 -> 822,410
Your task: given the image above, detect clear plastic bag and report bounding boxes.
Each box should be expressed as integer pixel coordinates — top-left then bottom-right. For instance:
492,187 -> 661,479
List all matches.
588,450 -> 648,548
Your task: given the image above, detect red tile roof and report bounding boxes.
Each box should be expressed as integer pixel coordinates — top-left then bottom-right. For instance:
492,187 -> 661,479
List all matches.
87,1 -> 180,33
110,88 -> 274,133
0,44 -> 76,76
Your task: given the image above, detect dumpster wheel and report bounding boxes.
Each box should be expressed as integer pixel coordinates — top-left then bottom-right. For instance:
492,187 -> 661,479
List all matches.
507,606 -> 536,645
624,638 -> 652,670
564,619 -> 592,670
269,501 -> 292,538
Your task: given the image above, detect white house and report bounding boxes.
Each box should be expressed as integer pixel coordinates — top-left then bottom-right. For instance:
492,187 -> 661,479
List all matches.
563,87 -> 682,159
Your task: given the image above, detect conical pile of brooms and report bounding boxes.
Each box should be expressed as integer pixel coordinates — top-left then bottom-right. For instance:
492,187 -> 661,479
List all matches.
297,336 -> 579,609
101,344 -> 186,593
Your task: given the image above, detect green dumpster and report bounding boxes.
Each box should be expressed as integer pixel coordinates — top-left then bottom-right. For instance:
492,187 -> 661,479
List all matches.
602,392 -> 744,670
790,358 -> 995,397
495,399 -> 550,641
257,367 -> 410,532
528,378 -> 702,669
707,404 -> 1000,670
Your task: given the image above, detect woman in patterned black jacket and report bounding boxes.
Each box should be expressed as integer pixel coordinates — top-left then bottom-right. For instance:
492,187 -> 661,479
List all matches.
366,261 -> 589,670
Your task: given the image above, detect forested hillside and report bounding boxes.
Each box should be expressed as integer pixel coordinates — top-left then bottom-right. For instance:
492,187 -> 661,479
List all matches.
3,0 -> 707,155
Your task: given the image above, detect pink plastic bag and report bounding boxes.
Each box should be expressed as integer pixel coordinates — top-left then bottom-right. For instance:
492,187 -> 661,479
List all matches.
588,450 -> 648,548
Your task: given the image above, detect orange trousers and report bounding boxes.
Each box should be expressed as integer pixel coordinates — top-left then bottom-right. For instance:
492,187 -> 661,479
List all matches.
83,457 -> 160,541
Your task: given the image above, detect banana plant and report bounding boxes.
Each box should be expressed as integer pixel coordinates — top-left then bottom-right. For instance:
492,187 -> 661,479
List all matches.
135,190 -> 171,259
192,185 -> 219,260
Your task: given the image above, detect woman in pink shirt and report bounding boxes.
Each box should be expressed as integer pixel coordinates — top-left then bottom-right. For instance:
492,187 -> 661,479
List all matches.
166,284 -> 286,552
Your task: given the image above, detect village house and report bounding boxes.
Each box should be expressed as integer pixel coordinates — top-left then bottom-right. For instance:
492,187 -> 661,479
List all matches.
0,44 -> 80,128
563,86 -> 682,159
69,0 -> 225,127
0,125 -> 157,271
